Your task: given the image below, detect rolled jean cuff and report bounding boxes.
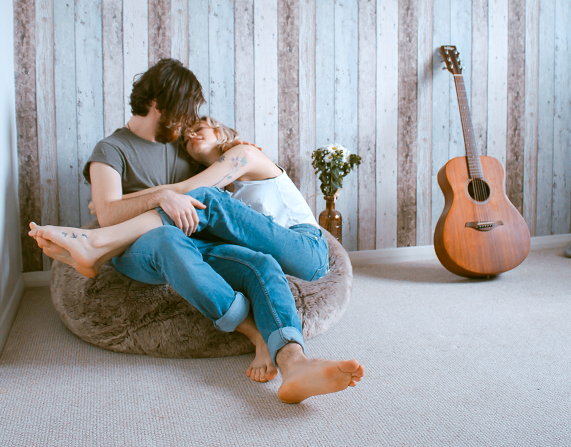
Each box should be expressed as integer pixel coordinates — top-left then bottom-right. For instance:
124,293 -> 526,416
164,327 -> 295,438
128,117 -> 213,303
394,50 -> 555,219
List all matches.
213,291 -> 250,332
156,207 -> 174,226
268,327 -> 306,365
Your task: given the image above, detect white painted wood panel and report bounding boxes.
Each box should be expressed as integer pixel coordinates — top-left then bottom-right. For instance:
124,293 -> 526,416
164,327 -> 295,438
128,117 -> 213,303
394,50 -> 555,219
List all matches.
416,0 -> 433,246
376,0 -> 398,249
254,0 -> 278,162
471,0 -> 488,157
314,0 -> 335,217
234,0 -> 255,143
299,0 -> 317,215
54,0 -> 79,228
358,0 -> 377,250
449,0 -> 472,160
76,0 -> 104,226
523,0 -> 539,235
123,0 -> 148,124
487,0 -> 508,169
209,0 -> 234,127
535,0 -> 555,235
102,0 -> 124,137
334,0 -> 359,251
552,0 -> 571,234
36,0 -> 57,270
171,0 -> 189,66
431,0 -> 450,237
188,0 -> 209,116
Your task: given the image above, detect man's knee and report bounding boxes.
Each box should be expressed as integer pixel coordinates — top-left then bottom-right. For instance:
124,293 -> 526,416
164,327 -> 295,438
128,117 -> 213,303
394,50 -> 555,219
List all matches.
245,252 -> 284,279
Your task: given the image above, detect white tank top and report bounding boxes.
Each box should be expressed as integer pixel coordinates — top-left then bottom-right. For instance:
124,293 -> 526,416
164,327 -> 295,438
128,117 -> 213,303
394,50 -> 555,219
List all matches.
231,167 -> 318,228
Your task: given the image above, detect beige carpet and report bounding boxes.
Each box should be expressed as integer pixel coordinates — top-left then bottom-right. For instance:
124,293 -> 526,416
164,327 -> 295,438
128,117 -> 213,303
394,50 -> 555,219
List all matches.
1,246 -> 570,447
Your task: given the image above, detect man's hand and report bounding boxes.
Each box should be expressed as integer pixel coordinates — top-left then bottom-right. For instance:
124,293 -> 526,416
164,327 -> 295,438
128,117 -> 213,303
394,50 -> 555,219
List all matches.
227,140 -> 263,151
157,189 -> 206,236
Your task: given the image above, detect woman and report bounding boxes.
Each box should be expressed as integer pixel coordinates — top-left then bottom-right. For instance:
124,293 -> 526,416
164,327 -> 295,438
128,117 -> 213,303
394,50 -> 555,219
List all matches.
29,116 -> 329,383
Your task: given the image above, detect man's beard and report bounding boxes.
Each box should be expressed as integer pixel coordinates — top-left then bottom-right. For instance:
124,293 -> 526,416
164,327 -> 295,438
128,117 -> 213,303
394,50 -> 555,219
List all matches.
155,114 -> 181,143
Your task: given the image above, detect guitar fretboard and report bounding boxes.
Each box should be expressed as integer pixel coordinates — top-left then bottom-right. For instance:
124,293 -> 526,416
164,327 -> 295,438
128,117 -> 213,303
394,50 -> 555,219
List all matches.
453,75 -> 483,179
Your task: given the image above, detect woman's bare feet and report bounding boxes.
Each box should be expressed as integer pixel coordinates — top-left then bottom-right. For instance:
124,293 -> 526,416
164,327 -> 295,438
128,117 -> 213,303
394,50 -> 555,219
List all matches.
276,343 -> 364,404
29,222 -> 107,277
246,337 -> 278,383
33,234 -> 98,277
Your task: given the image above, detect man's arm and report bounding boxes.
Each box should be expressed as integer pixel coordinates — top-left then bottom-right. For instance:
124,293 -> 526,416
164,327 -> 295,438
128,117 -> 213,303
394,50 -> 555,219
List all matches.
90,162 -> 205,235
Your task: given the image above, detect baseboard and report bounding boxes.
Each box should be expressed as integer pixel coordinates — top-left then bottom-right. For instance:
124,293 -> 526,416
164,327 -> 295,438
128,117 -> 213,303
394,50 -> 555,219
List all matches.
0,274 -> 25,356
349,244 -> 437,267
529,233 -> 571,249
23,270 -> 51,287
349,233 -> 571,267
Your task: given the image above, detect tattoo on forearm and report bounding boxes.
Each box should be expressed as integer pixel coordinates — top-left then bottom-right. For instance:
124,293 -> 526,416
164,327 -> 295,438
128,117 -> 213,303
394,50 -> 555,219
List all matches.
62,232 -> 67,237
82,234 -> 87,238
212,152 -> 249,187
71,233 -> 77,239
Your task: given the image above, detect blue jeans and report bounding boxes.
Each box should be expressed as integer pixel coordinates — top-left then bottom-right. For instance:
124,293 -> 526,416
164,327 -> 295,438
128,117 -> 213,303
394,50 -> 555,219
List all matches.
113,187 -> 329,363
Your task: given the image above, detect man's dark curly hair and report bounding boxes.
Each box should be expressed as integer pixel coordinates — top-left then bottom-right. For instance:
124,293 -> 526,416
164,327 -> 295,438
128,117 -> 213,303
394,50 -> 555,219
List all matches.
129,58 -> 205,126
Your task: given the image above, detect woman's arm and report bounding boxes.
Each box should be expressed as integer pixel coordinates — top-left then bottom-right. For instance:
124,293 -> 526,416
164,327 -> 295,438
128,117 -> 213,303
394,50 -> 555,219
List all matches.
122,144 -> 279,200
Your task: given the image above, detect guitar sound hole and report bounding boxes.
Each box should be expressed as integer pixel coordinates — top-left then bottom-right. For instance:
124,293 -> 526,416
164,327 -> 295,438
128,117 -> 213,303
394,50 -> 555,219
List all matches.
467,179 -> 490,202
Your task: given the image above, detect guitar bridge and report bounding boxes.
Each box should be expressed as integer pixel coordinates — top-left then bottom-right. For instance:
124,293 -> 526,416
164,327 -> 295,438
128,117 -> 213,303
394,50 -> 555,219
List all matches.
465,220 -> 504,231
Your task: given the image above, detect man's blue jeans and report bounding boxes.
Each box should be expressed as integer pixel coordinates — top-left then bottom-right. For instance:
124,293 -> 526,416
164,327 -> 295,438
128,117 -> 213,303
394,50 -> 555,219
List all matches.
112,187 -> 329,364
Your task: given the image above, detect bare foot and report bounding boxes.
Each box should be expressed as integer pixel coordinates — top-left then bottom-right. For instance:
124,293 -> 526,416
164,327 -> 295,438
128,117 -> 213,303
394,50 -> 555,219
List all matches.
277,345 -> 364,404
235,311 -> 278,382
246,339 -> 278,383
29,222 -> 104,277
34,235 -> 98,277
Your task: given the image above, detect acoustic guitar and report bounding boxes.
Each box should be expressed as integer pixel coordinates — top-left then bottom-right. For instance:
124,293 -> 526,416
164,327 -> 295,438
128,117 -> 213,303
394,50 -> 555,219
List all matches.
433,45 -> 530,278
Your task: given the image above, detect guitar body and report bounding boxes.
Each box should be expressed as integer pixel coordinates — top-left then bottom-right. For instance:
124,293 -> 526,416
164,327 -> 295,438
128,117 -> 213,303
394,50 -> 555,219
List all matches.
434,156 -> 530,278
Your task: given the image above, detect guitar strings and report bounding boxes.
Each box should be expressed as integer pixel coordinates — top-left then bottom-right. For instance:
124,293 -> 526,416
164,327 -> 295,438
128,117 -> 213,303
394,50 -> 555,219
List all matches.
455,77 -> 490,224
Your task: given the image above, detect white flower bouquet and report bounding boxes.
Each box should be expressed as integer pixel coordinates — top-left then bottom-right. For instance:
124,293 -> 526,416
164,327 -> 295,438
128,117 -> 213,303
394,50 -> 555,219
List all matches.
311,143 -> 362,198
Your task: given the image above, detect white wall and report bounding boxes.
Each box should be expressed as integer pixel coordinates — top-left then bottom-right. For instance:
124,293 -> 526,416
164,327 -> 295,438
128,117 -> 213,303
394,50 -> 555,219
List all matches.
0,0 -> 24,355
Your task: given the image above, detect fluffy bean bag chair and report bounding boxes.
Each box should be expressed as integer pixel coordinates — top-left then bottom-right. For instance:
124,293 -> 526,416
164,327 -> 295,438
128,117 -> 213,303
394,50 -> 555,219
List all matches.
50,221 -> 353,358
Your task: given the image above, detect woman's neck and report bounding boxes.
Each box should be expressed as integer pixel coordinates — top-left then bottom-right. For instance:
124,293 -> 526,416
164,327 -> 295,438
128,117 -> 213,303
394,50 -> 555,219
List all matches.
196,145 -> 224,167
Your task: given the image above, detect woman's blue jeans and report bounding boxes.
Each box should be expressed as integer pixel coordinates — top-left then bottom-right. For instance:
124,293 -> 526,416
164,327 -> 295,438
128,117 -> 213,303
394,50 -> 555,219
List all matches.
112,187 -> 329,364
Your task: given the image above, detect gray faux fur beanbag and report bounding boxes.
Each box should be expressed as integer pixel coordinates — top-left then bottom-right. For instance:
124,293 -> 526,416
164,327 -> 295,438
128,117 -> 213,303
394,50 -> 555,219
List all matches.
50,222 -> 353,358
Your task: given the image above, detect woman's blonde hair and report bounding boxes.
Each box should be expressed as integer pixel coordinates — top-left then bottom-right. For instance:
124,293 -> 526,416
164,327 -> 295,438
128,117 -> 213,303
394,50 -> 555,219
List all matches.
184,116 -> 240,153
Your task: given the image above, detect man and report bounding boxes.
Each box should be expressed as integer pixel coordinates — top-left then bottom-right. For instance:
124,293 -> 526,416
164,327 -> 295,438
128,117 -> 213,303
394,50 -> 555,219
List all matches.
50,59 -> 364,404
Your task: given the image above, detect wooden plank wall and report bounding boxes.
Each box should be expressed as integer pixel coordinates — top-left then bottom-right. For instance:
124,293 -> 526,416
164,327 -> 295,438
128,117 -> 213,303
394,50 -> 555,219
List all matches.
14,0 -> 571,271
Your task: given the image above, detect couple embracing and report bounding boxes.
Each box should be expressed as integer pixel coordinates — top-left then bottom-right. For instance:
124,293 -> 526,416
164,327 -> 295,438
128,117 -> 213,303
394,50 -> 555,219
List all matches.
29,58 -> 364,404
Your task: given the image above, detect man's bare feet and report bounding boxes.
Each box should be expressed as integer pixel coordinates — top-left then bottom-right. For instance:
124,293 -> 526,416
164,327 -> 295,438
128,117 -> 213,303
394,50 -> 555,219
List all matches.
276,343 -> 364,404
29,222 -> 105,278
245,337 -> 278,383
235,312 -> 278,382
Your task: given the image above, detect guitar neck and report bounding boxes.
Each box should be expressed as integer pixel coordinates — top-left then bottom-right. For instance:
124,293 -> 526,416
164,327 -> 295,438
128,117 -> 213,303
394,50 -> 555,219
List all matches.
453,75 -> 483,179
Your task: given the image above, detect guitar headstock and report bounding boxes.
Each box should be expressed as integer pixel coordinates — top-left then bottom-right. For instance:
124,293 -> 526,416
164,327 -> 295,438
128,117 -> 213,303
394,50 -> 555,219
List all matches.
440,45 -> 463,75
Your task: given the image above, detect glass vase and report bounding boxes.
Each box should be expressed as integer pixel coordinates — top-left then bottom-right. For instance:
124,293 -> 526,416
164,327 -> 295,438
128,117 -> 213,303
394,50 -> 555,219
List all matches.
319,196 -> 342,244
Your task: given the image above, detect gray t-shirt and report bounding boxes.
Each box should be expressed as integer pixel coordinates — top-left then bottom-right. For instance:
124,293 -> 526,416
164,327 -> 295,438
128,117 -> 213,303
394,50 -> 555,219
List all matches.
83,127 -> 203,194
